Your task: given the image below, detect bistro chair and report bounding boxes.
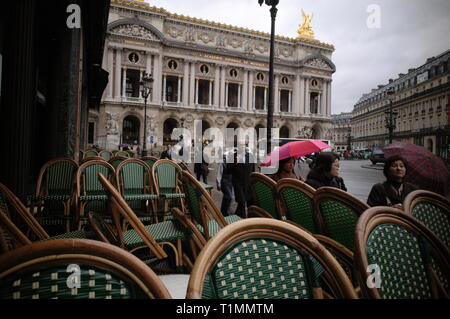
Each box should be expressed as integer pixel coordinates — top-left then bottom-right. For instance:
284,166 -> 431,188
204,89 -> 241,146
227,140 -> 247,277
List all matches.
177,161 -> 214,194
108,156 -> 128,170
114,151 -> 130,158
0,239 -> 172,299
75,160 -> 116,230
0,183 -> 90,253
80,156 -> 106,164
186,218 -> 358,299
403,190 -> 450,249
115,159 -> 158,224
97,173 -> 187,272
277,178 -> 317,233
355,207 -> 450,299
28,158 -> 79,233
82,149 -> 99,159
141,156 -> 159,170
249,172 -> 281,219
99,150 -> 113,161
152,160 -> 186,220
178,170 -> 241,242
313,187 -> 370,252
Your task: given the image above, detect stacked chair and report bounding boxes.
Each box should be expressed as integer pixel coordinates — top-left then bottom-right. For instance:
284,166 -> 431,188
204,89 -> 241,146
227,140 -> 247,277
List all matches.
249,172 -> 281,219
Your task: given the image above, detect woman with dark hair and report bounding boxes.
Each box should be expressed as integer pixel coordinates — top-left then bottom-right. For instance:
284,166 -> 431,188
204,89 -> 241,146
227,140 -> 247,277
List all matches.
305,152 -> 347,191
270,157 -> 305,182
367,155 -> 418,207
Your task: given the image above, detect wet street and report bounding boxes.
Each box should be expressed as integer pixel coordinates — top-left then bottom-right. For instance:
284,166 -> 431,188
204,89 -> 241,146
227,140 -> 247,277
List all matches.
186,159 -> 385,210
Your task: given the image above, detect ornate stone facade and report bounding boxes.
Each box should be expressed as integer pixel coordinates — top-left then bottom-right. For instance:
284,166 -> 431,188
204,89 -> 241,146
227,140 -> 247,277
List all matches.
92,0 -> 336,151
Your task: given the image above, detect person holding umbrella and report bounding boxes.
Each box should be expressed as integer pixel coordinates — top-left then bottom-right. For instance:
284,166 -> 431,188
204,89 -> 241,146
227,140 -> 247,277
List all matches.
367,155 -> 418,208
270,157 -> 305,182
305,152 -> 347,191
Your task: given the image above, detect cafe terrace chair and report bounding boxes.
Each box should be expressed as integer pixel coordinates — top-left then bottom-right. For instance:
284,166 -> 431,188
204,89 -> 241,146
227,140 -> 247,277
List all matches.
75,160 -> 116,230
99,149 -> 113,161
108,156 -> 128,170
403,190 -> 450,249
152,159 -> 186,220
80,156 -> 106,164
354,206 -> 449,299
249,172 -> 281,219
115,159 -> 158,224
178,170 -> 241,242
277,178 -> 317,233
0,239 -> 172,299
141,156 -> 159,170
114,151 -> 130,158
81,149 -> 99,159
97,173 -> 186,272
177,161 -> 213,194
186,218 -> 358,299
0,183 -> 89,253
28,158 -> 79,233
313,187 -> 370,252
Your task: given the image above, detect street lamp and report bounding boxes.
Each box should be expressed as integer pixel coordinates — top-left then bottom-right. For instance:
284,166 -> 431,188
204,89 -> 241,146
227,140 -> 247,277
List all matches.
140,72 -> 154,157
346,125 -> 352,151
258,0 -> 279,154
385,87 -> 398,144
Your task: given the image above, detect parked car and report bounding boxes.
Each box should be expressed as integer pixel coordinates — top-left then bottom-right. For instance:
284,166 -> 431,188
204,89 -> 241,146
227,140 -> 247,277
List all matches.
369,149 -> 386,165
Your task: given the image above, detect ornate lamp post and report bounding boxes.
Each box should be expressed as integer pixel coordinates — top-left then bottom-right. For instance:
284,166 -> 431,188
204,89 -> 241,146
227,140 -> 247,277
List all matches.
258,0 -> 279,154
140,72 -> 154,157
385,87 -> 398,144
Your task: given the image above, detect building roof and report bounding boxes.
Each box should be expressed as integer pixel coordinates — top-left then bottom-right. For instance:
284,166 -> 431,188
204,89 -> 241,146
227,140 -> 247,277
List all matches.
111,0 -> 334,50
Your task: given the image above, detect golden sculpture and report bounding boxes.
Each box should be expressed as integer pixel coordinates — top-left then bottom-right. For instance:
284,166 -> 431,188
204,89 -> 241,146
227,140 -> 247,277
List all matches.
296,9 -> 315,39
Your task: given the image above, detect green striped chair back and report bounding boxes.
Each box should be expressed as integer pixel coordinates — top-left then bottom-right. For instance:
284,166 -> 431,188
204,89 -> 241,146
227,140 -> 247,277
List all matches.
0,239 -> 172,299
154,162 -> 178,194
44,160 -> 78,196
99,150 -> 112,161
249,173 -> 279,219
277,179 -> 316,233
356,207 -> 450,299
182,174 -> 203,224
109,156 -> 128,169
83,151 -> 98,158
314,187 -> 369,253
118,161 -> 148,195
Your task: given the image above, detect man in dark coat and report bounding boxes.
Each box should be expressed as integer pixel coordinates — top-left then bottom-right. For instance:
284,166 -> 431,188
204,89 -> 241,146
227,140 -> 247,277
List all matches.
228,147 -> 255,218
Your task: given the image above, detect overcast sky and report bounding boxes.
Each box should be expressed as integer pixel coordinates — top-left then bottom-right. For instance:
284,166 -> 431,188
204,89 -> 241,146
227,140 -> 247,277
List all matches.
150,0 -> 450,114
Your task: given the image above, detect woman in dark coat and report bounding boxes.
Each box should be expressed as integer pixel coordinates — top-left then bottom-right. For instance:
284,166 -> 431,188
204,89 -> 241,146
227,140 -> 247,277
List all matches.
305,152 -> 347,191
367,155 -> 418,208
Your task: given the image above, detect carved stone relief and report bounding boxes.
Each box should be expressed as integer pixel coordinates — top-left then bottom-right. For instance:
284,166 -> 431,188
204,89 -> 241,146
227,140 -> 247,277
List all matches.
198,32 -> 214,44
166,25 -> 184,38
111,24 -> 155,40
106,112 -> 120,135
305,58 -> 331,70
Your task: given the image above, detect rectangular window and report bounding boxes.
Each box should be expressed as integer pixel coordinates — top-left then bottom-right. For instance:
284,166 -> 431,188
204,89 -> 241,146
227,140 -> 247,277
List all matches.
280,90 -> 290,112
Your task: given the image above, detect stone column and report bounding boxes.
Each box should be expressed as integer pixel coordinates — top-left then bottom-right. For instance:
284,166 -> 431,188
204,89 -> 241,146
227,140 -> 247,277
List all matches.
305,78 -> 310,114
146,52 -> 152,74
189,62 -> 196,106
274,74 -> 280,113
139,70 -> 143,98
238,84 -> 241,108
209,80 -> 213,106
195,79 -> 199,105
321,82 -> 327,116
177,77 -> 182,103
183,61 -> 189,105
253,86 -> 256,110
264,87 -> 267,111
106,48 -> 114,98
220,66 -> 226,108
225,82 -> 229,107
162,74 -> 167,102
122,67 -> 127,98
214,66 -> 220,107
289,90 -> 292,113
153,54 -> 162,104
327,81 -> 332,116
248,71 -> 254,110
278,89 -> 281,112
242,69 -> 248,110
114,49 -> 122,99
298,75 -> 304,115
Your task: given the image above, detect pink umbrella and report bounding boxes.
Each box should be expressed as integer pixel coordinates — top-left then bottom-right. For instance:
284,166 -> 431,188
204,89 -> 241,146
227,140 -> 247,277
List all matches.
261,140 -> 331,167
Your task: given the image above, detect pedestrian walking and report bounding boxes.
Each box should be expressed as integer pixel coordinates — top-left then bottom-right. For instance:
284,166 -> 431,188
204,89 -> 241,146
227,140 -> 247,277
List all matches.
194,153 -> 209,184
216,151 -> 234,216
229,147 -> 255,218
160,145 -> 172,159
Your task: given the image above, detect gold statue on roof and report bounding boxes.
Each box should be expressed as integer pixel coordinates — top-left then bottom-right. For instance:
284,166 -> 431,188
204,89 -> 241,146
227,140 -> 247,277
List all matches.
296,10 -> 315,39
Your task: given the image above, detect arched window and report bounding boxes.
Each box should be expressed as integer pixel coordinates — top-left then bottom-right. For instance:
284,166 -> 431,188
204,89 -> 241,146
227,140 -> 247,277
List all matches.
122,116 -> 140,145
